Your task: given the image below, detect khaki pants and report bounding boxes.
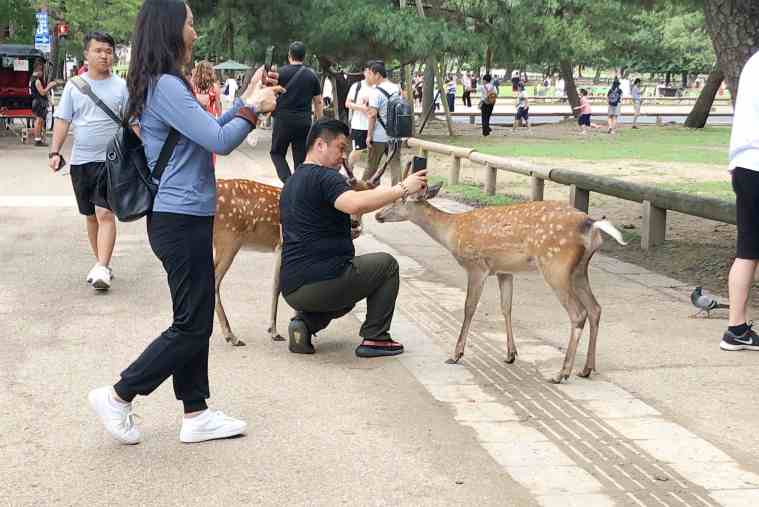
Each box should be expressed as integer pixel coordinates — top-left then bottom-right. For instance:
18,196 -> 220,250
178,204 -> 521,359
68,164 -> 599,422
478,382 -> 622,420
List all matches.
363,141 -> 402,185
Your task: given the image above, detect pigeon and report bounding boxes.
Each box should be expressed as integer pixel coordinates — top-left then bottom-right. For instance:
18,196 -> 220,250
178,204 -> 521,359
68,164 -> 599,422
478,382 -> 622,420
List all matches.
690,286 -> 729,318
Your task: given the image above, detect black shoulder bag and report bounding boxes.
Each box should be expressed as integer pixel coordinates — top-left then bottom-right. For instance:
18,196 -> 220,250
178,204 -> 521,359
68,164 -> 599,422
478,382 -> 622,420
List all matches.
71,76 -> 179,222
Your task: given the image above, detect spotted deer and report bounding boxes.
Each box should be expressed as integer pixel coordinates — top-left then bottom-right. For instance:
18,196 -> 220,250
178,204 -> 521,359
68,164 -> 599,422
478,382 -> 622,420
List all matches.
375,165 -> 627,383
213,153 -> 375,346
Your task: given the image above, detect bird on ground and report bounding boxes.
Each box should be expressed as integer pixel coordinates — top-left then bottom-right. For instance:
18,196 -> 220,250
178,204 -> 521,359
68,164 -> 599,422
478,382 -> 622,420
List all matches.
690,286 -> 729,318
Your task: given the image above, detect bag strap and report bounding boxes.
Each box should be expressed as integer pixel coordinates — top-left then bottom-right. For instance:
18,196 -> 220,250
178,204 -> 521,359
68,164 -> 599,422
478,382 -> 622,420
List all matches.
375,85 -> 394,130
285,65 -> 310,90
153,128 -> 180,182
353,81 -> 362,101
71,76 -> 123,126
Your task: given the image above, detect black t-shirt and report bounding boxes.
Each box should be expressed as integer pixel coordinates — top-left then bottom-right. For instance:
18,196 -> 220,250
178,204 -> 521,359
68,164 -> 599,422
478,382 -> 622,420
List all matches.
280,164 -> 353,295
274,64 -> 321,121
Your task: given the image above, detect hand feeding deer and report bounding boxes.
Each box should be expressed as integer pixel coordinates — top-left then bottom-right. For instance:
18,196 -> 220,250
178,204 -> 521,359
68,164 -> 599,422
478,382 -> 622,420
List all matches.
375,163 -> 627,383
212,150 -> 375,346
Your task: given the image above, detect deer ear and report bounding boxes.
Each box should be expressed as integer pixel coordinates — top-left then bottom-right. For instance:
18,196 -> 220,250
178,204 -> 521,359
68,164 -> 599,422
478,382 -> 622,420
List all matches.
425,181 -> 443,199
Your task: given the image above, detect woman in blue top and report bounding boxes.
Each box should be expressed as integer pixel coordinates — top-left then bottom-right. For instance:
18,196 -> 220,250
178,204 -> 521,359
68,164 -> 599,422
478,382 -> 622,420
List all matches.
88,0 -> 282,445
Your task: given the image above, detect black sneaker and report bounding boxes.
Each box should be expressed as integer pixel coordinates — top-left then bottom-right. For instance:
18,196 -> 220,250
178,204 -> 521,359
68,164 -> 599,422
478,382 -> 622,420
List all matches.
720,326 -> 759,351
288,318 -> 314,354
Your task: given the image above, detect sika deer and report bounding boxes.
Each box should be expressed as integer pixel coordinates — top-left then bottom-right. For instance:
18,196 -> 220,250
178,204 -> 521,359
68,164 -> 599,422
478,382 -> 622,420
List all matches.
375,170 -> 627,383
213,156 -> 375,346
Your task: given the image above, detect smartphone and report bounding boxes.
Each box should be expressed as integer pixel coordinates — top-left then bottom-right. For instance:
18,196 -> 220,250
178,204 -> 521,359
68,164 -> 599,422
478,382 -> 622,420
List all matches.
412,156 -> 427,173
264,46 -> 274,75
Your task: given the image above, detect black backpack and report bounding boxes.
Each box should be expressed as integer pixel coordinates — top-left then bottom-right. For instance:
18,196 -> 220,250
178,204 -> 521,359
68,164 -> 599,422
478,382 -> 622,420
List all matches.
608,87 -> 622,106
70,77 -> 178,222
376,85 -> 413,139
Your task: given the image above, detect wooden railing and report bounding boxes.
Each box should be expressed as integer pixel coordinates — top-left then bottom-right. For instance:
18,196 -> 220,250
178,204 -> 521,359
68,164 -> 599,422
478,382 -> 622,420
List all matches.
406,138 -> 735,250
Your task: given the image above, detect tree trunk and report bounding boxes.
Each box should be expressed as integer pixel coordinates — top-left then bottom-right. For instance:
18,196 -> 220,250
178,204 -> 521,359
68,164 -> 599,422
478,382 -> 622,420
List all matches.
422,62 -> 435,120
560,60 -> 580,116
703,0 -> 759,107
681,72 -> 688,89
665,72 -> 671,86
577,64 -> 583,78
593,67 -> 601,84
684,68 -> 724,128
485,46 -> 492,73
434,58 -> 455,136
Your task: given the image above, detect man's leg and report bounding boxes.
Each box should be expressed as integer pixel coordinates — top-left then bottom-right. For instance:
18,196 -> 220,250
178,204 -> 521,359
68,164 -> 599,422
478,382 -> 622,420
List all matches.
291,121 -> 312,171
728,259 -> 757,326
270,119 -> 293,183
86,215 -> 99,259
95,207 -> 116,267
362,142 -> 387,182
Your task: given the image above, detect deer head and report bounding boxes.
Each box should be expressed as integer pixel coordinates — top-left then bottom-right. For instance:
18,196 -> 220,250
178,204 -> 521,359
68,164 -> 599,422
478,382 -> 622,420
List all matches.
375,180 -> 443,223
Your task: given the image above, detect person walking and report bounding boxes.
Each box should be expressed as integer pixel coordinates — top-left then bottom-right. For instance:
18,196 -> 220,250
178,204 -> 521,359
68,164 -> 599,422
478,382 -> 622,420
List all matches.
87,0 -> 282,445
513,82 -> 530,131
606,78 -> 623,134
631,78 -> 642,129
573,88 -> 593,134
49,32 -> 126,291
720,51 -> 759,352
270,41 -> 323,183
345,62 -> 373,150
445,75 -> 456,112
462,72 -> 473,108
281,119 -> 428,356
29,61 -> 60,146
479,73 -> 497,137
364,61 -> 402,184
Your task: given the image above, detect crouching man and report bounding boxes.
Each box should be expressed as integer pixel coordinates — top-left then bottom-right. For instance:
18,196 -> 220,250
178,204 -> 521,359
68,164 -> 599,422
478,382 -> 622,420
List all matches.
280,119 -> 427,357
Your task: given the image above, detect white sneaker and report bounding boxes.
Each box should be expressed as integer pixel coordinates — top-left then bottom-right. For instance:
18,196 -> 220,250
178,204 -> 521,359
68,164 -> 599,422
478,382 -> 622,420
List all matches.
88,387 -> 141,445
86,263 -> 99,284
179,409 -> 247,443
91,265 -> 111,291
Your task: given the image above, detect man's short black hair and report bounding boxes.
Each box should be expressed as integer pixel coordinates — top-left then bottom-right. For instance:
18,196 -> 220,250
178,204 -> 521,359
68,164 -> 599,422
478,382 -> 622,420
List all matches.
369,61 -> 387,78
84,31 -> 116,51
306,119 -> 350,151
289,41 -> 306,61
483,73 -> 492,83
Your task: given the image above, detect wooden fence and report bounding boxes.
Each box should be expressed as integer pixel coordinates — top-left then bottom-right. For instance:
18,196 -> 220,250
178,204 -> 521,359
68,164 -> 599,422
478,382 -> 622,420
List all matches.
406,138 -> 735,250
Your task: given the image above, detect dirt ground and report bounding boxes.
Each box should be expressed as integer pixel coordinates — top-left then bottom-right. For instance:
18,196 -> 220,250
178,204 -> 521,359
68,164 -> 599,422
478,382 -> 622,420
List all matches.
416,119 -> 754,312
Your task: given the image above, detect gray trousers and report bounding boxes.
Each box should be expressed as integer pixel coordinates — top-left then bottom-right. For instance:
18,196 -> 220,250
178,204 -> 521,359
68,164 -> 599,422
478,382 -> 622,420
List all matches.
283,253 -> 399,340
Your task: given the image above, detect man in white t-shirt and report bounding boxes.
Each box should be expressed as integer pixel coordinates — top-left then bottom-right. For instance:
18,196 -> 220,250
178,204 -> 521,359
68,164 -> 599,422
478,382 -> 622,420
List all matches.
720,51 -> 759,352
364,61 -> 401,184
224,77 -> 238,102
49,32 -> 127,291
345,62 -> 374,150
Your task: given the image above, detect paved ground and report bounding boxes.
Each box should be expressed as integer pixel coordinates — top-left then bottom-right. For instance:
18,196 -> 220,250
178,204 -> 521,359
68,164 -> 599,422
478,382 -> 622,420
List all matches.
1,127 -> 759,506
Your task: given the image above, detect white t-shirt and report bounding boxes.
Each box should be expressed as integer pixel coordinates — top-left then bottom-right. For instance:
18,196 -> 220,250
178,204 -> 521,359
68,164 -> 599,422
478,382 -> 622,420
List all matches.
369,80 -> 400,143
347,80 -> 373,131
729,51 -> 759,172
54,73 -> 128,165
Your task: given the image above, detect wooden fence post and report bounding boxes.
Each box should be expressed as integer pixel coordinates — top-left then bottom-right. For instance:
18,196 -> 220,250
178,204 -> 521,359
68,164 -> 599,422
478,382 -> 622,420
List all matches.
569,185 -> 590,212
450,155 -> 461,185
530,176 -> 544,201
485,165 -> 497,195
641,200 -> 666,250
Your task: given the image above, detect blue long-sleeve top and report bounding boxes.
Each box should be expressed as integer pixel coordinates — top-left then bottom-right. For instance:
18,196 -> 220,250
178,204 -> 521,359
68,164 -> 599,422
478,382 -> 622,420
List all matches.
140,74 -> 254,216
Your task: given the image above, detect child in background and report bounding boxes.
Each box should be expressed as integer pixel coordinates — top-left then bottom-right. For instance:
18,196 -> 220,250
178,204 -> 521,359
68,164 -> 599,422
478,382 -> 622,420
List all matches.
573,88 -> 593,134
513,83 -> 530,131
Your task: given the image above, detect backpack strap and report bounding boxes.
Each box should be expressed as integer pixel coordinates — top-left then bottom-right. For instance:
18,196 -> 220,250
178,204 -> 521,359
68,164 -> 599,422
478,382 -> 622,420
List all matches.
153,128 -> 180,182
374,86 -> 394,130
353,81 -> 362,101
71,76 -> 123,126
285,65 -> 311,90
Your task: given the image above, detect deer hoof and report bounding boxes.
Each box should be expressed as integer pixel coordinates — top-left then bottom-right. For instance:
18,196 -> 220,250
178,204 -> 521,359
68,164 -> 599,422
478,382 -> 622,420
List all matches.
504,352 -> 517,364
577,368 -> 593,378
445,356 -> 462,365
271,334 -> 285,342
550,373 -> 569,384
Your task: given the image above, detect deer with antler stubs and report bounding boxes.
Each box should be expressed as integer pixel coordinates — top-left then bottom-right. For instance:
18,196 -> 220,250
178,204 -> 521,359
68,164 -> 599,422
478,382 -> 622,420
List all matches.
375,164 -> 627,383
212,153 -> 376,346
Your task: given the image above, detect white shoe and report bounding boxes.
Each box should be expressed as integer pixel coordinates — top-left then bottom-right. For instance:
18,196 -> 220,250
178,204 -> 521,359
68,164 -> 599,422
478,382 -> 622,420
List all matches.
86,263 -> 99,284
91,265 -> 111,291
180,409 -> 247,443
88,387 -> 141,445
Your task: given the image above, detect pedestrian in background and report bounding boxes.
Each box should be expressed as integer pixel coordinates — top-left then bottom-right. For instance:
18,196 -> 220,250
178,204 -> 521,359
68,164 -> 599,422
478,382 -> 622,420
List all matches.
606,78 -> 623,134
87,0 -> 282,446
462,72 -> 473,108
513,82 -> 530,131
720,51 -> 759,352
445,74 -> 456,112
364,61 -> 402,184
479,73 -> 497,137
270,41 -> 323,183
573,88 -> 593,134
345,62 -> 374,150
29,61 -> 60,146
49,31 -> 125,291
631,78 -> 642,129
192,60 -> 221,118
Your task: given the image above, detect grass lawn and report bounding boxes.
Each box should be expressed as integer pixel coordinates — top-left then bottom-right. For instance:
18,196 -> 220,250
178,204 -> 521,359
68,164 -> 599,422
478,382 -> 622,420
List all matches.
445,126 -> 731,165
429,176 -> 520,207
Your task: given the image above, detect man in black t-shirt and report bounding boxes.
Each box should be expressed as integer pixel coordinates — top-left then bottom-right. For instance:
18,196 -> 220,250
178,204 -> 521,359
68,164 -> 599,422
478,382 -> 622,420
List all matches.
270,41 -> 323,183
280,119 -> 427,357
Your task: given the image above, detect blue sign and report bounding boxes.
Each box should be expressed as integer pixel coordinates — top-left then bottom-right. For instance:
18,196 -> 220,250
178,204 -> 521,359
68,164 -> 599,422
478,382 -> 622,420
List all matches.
35,10 -> 50,54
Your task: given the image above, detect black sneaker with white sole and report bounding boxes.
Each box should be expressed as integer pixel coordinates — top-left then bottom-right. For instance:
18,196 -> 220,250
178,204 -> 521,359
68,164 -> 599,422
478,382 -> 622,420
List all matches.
720,326 -> 759,351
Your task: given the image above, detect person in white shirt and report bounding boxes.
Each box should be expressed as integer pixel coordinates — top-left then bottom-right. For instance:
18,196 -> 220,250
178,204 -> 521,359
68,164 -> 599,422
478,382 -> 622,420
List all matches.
720,51 -> 759,352
223,76 -> 238,103
345,62 -> 374,150
364,61 -> 401,184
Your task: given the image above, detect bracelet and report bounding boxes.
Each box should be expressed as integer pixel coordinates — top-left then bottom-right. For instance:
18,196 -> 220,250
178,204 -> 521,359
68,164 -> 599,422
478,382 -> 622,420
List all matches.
49,151 -> 61,158
397,181 -> 409,200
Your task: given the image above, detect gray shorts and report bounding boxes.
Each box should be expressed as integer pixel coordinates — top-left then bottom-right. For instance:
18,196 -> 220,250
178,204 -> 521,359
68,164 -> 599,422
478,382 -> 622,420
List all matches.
608,104 -> 621,117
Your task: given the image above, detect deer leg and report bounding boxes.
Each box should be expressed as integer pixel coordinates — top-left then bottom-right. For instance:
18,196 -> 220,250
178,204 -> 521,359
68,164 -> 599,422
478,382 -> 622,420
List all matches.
573,262 -> 601,378
496,273 -> 517,364
545,270 -> 587,384
268,245 -> 285,341
213,236 -> 244,346
447,268 -> 488,364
